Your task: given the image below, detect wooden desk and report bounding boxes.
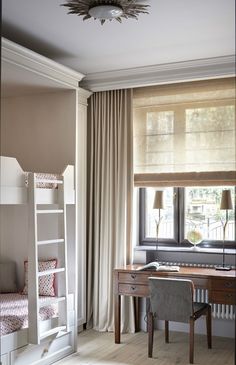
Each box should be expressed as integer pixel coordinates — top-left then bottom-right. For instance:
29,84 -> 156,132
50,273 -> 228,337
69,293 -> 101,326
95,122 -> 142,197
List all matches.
113,264 -> 236,344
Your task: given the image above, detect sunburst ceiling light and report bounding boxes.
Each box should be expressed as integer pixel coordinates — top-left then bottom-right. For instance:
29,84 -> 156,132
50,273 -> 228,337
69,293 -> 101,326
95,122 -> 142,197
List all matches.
61,0 -> 149,25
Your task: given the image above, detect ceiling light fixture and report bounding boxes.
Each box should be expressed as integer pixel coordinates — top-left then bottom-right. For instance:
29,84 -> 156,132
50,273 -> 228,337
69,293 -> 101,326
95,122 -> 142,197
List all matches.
61,0 -> 149,25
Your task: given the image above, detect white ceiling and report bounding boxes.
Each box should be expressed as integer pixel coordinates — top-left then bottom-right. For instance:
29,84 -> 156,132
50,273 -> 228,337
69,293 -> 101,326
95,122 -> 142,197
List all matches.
2,0 -> 235,77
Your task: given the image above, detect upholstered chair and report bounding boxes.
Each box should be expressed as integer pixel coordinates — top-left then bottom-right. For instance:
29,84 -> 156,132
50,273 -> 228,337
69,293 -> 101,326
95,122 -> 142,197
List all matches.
148,277 -> 212,364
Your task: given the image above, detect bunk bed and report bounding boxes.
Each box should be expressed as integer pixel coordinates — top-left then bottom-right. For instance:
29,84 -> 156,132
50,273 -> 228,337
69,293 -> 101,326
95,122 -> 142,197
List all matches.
0,156 -> 75,365
0,156 -> 75,205
1,37 -> 89,365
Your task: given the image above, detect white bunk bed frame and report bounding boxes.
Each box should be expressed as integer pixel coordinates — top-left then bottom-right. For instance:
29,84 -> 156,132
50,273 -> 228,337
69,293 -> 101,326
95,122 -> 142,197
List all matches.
0,156 -> 75,205
0,156 -> 75,365
1,37 -> 91,365
1,310 -> 75,365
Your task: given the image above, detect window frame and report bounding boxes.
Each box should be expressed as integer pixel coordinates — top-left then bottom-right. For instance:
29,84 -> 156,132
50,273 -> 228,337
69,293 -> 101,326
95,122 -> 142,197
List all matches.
139,187 -> 236,249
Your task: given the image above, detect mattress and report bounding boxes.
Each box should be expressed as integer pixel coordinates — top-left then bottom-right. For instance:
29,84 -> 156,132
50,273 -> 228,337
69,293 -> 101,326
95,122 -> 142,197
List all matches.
25,172 -> 61,189
0,293 -> 57,336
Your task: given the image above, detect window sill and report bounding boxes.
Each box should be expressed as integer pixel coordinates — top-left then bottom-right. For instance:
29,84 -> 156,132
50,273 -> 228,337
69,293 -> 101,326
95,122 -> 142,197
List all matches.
135,245 -> 236,255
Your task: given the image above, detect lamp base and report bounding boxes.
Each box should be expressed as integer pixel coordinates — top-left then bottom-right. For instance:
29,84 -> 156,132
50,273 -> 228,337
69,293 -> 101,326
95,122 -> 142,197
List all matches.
215,265 -> 231,271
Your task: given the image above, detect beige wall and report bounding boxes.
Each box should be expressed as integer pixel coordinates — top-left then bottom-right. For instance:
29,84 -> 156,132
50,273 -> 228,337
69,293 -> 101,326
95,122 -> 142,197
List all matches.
1,90 -> 76,173
0,89 -> 77,289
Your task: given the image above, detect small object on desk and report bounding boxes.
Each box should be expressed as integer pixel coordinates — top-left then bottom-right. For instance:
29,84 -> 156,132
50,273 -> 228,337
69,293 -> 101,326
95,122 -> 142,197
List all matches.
137,262 -> 180,272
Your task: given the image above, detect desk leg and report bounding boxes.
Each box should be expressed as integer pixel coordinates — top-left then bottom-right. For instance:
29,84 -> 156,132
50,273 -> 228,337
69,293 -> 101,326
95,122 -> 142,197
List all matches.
114,293 -> 121,344
134,297 -> 139,332
146,298 -> 151,332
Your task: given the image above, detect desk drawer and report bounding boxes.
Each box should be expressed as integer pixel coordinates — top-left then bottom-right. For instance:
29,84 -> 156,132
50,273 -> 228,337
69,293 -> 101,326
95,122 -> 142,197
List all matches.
173,276 -> 208,289
119,283 -> 149,297
209,290 -> 236,305
211,278 -> 236,291
118,272 -> 149,284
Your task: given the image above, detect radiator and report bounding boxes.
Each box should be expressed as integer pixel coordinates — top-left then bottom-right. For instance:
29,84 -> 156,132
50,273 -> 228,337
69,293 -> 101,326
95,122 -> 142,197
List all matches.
194,288 -> 235,320
160,261 -> 235,321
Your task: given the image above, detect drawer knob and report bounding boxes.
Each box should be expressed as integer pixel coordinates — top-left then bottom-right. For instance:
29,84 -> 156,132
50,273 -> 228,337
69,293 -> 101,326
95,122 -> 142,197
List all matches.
131,286 -> 137,291
226,293 -> 233,298
225,282 -> 233,288
131,274 -> 136,280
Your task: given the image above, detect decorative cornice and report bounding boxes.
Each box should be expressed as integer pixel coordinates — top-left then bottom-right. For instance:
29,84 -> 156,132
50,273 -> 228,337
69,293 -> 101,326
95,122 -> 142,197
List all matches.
2,37 -> 85,89
77,87 -> 92,106
81,55 -> 236,92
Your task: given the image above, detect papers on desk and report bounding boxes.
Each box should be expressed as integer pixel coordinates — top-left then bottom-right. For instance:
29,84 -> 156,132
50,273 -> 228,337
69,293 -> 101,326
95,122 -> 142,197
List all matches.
137,261 -> 180,272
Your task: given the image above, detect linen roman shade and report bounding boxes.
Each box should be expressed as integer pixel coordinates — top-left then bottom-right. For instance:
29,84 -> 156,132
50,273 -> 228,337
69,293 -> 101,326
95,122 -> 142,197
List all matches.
133,78 -> 236,187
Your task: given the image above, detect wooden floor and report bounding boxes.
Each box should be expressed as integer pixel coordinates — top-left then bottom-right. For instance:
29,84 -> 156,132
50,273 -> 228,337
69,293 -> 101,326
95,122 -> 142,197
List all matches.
58,329 -> 235,365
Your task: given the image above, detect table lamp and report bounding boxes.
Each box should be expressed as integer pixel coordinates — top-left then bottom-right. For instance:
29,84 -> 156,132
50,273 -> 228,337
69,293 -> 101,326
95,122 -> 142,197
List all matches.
215,189 -> 232,271
153,190 -> 164,253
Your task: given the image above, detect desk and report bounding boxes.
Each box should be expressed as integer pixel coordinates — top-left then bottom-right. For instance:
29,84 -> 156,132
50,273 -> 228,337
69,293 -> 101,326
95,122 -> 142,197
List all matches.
113,264 -> 236,344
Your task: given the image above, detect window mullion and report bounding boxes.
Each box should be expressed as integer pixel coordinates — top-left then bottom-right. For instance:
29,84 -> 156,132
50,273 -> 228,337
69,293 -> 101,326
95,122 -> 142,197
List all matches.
178,187 -> 185,244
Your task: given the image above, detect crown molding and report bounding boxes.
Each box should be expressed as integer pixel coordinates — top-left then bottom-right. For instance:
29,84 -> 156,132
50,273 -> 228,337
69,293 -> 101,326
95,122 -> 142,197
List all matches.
81,55 -> 236,92
2,37 -> 85,89
77,87 -> 92,106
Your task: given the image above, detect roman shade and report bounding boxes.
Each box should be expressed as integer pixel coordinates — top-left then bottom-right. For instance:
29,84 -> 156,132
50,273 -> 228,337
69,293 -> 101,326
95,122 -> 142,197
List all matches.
133,78 -> 236,187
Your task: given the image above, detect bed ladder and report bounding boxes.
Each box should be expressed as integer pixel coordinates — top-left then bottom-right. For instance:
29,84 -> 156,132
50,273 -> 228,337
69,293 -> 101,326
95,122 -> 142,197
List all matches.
28,173 -> 69,344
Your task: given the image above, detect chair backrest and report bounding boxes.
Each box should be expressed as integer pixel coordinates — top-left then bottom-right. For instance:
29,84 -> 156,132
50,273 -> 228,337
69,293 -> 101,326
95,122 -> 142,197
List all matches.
149,277 -> 194,323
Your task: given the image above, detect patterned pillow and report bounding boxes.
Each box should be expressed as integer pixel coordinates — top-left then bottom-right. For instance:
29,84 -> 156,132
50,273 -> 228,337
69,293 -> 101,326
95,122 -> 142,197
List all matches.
22,260 -> 57,296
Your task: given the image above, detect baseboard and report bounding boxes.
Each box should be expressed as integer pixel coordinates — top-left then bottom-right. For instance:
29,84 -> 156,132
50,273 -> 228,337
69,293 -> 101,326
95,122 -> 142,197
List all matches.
139,311 -> 235,338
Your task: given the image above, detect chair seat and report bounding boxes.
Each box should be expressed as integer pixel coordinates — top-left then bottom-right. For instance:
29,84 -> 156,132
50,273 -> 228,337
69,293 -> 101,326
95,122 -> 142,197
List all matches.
193,302 -> 209,317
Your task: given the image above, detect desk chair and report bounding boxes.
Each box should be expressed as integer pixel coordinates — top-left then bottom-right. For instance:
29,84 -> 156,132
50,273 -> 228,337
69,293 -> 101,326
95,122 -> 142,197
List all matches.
148,277 -> 212,364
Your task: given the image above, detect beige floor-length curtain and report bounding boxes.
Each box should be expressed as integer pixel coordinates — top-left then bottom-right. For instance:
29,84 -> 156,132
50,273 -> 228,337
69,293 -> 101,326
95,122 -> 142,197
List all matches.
86,89 -> 135,332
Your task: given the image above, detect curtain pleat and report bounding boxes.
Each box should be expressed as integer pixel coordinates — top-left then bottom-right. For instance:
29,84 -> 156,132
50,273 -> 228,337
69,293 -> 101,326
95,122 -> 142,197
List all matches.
86,89 -> 135,333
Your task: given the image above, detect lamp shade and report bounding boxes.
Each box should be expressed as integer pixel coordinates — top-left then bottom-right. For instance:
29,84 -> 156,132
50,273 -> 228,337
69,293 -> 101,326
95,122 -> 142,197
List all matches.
153,191 -> 164,209
220,190 -> 233,210
88,5 -> 123,19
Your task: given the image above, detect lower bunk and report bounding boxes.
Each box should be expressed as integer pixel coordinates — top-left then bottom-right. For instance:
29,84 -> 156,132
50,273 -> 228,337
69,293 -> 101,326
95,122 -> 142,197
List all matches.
0,293 -> 76,365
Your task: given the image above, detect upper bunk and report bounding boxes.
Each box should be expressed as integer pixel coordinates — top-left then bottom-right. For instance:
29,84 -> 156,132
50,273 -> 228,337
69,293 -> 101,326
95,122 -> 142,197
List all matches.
0,156 -> 75,205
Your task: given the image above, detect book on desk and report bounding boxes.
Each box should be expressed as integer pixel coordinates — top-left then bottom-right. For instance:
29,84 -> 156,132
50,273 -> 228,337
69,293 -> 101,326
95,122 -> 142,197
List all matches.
136,261 -> 180,272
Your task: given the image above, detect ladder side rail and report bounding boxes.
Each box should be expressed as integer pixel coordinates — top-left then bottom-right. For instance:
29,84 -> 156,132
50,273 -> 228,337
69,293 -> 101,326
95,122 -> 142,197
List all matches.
28,173 -> 40,344
58,176 -> 69,331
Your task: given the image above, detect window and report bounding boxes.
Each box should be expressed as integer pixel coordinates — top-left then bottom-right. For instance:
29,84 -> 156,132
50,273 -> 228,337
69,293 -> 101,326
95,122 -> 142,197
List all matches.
134,79 -> 236,249
144,187 -> 175,241
140,186 -> 235,248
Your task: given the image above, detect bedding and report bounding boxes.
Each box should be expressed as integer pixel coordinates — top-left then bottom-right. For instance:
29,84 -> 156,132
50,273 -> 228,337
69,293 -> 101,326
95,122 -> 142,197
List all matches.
25,172 -> 61,189
0,293 -> 57,336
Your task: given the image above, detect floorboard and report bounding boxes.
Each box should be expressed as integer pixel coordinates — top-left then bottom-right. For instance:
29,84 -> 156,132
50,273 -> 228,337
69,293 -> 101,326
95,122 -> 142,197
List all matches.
57,329 -> 235,365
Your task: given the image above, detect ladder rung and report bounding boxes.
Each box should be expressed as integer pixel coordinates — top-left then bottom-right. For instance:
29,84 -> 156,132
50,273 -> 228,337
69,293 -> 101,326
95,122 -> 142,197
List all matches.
37,239 -> 65,246
40,326 -> 66,340
38,268 -> 65,277
37,209 -> 64,214
39,296 -> 66,308
36,179 -> 63,184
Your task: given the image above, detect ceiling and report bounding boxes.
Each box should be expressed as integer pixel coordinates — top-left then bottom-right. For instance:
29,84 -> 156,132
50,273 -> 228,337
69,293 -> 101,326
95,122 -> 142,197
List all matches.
2,0 -> 235,78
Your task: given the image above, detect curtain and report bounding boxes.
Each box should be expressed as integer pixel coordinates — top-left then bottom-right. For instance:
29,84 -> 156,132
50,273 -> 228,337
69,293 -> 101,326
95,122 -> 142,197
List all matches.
86,89 -> 135,332
133,78 -> 236,186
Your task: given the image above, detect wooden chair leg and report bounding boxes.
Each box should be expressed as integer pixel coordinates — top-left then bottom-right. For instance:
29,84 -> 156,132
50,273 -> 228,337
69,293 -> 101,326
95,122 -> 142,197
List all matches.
165,320 -> 169,343
206,305 -> 212,349
148,312 -> 154,358
189,317 -> 194,364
